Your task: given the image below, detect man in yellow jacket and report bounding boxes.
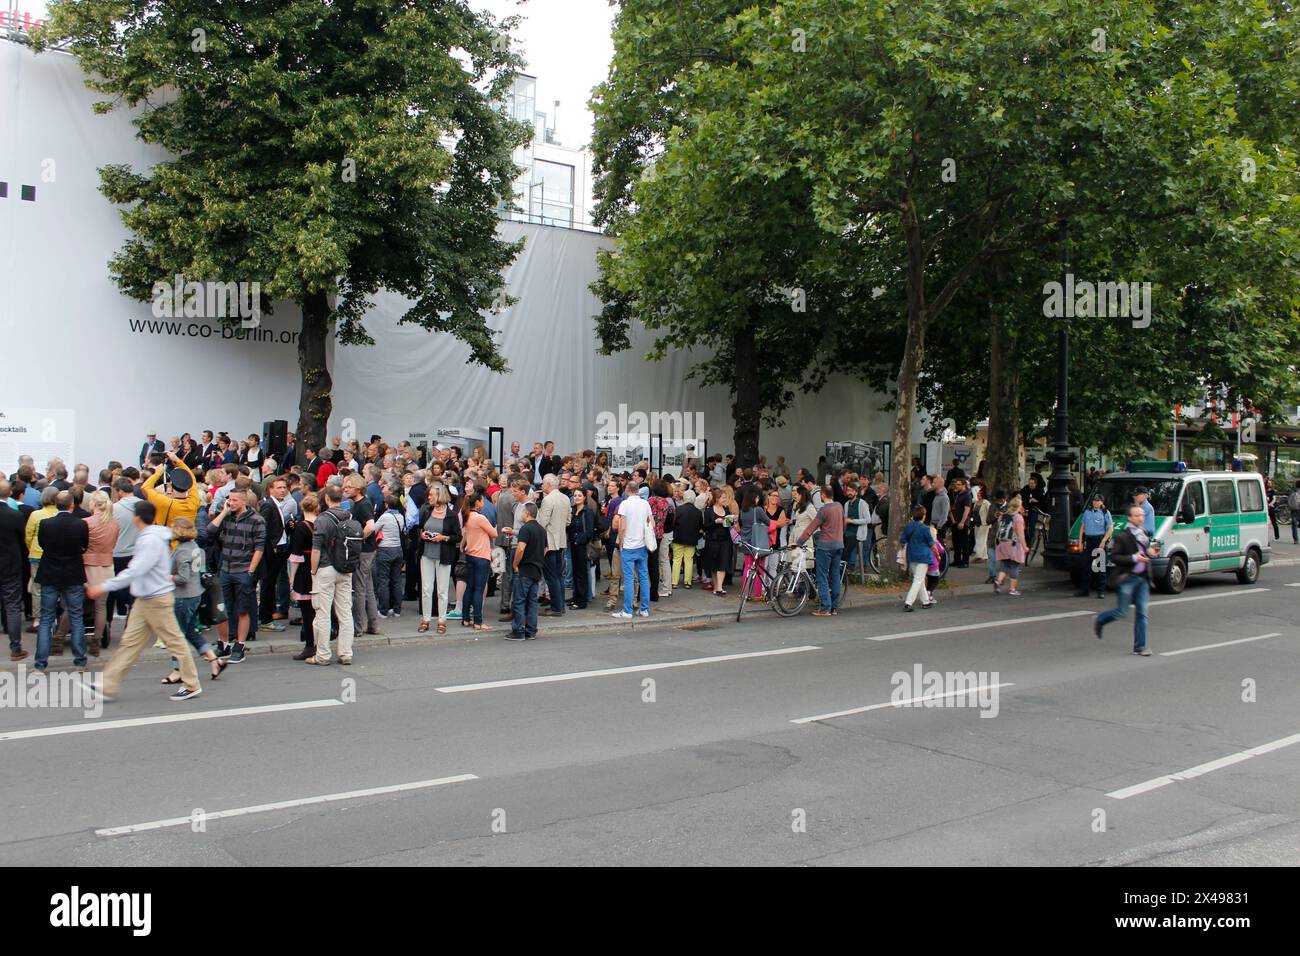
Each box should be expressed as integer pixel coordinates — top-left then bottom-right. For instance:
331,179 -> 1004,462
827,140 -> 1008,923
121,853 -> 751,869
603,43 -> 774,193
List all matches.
141,452 -> 199,528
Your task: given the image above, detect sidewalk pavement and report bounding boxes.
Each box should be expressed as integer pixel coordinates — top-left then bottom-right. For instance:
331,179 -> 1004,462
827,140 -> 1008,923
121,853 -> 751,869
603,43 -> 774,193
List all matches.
10,540 -> 1299,669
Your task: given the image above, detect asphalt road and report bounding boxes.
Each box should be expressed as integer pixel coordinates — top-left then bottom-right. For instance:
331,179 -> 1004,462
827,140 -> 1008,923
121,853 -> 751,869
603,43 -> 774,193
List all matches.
1,561 -> 1297,866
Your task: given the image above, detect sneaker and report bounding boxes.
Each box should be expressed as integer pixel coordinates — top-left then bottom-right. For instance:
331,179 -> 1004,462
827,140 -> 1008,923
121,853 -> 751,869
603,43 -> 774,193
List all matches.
904,604 -> 914,612
992,581 -> 1001,594
217,641 -> 233,658
504,633 -> 526,642
524,633 -> 537,640
9,650 -> 28,662
611,611 -> 633,620
1008,589 -> 1022,596
636,610 -> 649,618
228,643 -> 247,664
170,686 -> 202,702
447,610 -> 462,620
264,620 -> 287,632
1133,648 -> 1152,657
1094,618 -> 1104,639
921,600 -> 935,608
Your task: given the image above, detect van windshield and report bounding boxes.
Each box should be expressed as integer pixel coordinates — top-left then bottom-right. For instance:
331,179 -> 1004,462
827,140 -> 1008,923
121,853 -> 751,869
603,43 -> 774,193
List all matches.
1089,478 -> 1184,517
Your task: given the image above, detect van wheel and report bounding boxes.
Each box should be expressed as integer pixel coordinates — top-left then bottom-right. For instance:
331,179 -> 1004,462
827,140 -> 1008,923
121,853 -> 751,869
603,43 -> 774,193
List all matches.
1161,554 -> 1187,594
1236,548 -> 1260,584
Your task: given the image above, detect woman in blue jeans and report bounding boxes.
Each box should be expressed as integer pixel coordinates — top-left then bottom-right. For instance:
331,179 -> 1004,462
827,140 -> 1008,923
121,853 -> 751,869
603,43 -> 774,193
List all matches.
459,492 -> 497,631
1094,506 -> 1159,656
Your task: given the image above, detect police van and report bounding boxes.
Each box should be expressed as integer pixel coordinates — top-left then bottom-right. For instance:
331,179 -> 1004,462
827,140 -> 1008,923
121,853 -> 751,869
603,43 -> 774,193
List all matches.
1071,461 -> 1272,594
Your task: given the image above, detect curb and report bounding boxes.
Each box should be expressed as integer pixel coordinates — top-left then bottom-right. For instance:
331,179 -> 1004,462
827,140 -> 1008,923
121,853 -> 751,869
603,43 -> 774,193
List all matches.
5,557 -> 1294,670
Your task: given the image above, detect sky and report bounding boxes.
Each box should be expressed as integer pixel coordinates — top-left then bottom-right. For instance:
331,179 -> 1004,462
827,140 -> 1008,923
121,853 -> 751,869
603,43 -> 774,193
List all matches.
15,0 -> 617,149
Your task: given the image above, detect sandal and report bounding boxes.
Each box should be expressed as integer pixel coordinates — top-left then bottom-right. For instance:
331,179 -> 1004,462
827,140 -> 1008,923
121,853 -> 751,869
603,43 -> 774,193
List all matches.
417,620 -> 430,633
160,673 -> 182,685
474,624 -> 492,632
436,622 -> 447,634
210,658 -> 228,679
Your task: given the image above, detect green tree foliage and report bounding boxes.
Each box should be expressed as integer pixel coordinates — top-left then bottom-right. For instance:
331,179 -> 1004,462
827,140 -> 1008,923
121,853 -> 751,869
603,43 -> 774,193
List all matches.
589,0 -> 880,464
34,0 -> 530,450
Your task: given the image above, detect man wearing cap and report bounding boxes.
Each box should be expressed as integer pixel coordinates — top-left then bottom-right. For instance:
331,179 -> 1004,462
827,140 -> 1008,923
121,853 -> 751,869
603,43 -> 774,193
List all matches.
140,451 -> 199,528
139,432 -> 165,468
1075,493 -> 1114,598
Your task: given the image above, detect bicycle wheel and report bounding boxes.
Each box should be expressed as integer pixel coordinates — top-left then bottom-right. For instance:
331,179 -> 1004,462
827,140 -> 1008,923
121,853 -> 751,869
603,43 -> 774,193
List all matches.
736,564 -> 752,621
771,569 -> 811,617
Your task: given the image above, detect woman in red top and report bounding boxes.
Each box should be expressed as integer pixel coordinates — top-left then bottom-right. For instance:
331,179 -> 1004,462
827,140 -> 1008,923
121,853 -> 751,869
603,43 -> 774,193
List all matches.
458,491 -> 497,630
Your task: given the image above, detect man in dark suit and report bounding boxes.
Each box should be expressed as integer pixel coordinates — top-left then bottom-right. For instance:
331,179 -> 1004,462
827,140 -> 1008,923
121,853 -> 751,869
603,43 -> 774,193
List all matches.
35,491 -> 90,670
303,447 -> 324,478
0,480 -> 28,661
139,432 -> 165,468
281,433 -> 297,472
539,441 -> 560,481
198,429 -> 219,464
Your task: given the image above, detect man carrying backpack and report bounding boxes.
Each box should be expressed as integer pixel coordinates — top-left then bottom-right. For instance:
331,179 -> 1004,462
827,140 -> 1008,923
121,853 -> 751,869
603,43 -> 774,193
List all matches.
307,483 -> 361,665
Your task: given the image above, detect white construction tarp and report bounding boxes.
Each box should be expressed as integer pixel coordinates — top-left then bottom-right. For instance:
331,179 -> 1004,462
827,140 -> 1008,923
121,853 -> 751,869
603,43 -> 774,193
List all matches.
2,40 -> 922,476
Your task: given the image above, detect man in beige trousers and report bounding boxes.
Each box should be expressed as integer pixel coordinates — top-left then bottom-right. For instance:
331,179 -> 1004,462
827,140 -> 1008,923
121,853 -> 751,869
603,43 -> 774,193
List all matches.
87,500 -> 201,701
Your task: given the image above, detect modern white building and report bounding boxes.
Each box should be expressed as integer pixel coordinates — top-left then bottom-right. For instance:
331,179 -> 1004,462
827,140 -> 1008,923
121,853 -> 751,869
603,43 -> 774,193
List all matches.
500,72 -> 598,231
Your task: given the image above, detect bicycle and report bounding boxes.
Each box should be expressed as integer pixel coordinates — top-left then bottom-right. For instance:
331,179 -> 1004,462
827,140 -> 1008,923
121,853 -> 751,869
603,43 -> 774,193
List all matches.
868,534 -> 951,580
736,541 -> 815,620
1026,511 -> 1051,566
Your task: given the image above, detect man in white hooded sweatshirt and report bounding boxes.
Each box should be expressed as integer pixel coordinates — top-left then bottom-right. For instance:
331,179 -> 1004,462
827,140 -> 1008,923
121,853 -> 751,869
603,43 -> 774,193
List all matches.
86,500 -> 202,701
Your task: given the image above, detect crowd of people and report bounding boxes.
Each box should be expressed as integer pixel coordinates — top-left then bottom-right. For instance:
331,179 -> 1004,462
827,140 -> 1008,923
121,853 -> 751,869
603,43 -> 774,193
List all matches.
3,432 -> 1297,699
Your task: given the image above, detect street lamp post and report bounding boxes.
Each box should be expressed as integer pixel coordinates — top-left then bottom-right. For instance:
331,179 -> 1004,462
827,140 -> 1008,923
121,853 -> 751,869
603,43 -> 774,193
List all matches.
1045,219 -> 1076,566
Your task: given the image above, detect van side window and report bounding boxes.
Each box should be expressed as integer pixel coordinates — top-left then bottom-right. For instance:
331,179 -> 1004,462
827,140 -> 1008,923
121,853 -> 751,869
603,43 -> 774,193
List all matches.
1207,480 -> 1237,515
1237,480 -> 1264,513
1184,481 -> 1205,516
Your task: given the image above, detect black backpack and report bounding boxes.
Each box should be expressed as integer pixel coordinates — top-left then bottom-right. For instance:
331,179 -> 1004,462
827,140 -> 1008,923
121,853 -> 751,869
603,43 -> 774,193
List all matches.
321,507 -> 364,573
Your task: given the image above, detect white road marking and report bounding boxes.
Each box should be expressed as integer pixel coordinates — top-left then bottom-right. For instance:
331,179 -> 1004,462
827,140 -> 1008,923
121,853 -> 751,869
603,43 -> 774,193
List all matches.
96,773 -> 478,836
869,588 -> 1270,641
1106,731 -> 1300,800
790,682 -> 1015,724
1159,633 -> 1283,656
1286,583 -> 1300,588
435,645 -> 821,693
0,699 -> 344,742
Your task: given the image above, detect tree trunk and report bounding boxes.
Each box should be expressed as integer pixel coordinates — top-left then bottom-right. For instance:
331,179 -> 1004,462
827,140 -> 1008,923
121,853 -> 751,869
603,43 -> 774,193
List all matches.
731,319 -> 761,467
296,291 -> 333,454
985,284 -> 1021,497
885,203 -> 929,579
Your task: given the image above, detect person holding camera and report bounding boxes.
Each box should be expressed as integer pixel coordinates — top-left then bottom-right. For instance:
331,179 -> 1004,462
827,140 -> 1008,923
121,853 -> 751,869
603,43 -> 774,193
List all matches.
1094,505 -> 1160,656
